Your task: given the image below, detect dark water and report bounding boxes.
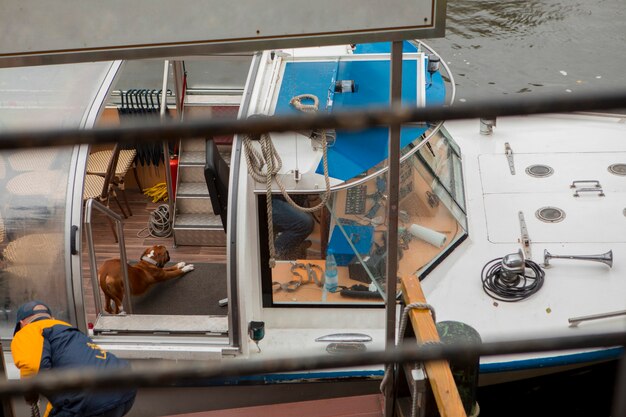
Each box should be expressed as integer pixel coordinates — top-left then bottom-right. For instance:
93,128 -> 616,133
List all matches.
425,1 -> 625,414
424,0 -> 626,102
477,361 -> 619,417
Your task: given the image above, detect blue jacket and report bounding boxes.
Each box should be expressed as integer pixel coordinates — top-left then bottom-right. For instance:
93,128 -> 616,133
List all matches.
11,319 -> 136,417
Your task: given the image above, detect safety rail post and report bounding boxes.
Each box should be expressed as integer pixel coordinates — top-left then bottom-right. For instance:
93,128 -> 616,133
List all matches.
84,198 -> 132,315
401,276 -> 466,417
383,39 -> 403,417
160,61 -> 176,246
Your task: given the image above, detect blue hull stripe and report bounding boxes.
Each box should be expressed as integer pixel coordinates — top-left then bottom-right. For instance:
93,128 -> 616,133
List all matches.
480,347 -> 623,373
174,348 -> 622,387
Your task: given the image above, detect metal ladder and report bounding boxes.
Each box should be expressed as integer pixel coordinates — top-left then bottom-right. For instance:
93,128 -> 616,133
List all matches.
172,137 -> 227,246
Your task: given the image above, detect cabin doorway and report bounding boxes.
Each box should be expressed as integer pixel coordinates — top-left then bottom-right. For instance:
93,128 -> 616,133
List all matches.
78,57 -> 250,345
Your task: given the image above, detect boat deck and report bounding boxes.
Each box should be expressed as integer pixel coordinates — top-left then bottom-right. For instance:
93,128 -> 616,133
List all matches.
422,113 -> 626,376
81,187 -> 227,323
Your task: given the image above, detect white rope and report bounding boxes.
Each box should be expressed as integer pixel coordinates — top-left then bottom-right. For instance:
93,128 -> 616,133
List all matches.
289,94 -> 319,112
380,302 -> 438,417
30,401 -> 41,417
137,204 -> 172,238
470,401 -> 480,417
242,94 -> 332,267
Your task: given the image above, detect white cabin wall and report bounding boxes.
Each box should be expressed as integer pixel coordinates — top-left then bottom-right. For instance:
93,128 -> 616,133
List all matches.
233,52 -> 277,357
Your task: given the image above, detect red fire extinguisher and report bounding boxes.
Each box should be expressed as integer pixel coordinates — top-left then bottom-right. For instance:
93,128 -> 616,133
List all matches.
169,155 -> 178,199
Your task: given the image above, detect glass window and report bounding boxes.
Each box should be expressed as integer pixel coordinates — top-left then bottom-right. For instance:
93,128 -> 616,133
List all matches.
260,130 -> 468,306
0,147 -> 74,338
0,61 -> 118,339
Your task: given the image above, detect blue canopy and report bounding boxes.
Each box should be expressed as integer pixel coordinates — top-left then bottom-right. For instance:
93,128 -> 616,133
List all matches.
274,51 -> 446,181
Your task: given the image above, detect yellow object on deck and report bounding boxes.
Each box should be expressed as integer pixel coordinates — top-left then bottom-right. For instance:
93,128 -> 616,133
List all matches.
143,182 -> 168,203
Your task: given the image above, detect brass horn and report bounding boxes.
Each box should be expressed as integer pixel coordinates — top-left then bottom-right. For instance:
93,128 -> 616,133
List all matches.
543,249 -> 613,268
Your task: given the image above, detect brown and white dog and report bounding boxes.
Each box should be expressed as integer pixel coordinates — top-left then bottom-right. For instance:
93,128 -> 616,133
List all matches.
98,245 -> 194,314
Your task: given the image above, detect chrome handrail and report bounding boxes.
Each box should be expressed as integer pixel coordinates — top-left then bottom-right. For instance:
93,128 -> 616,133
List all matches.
411,39 -> 457,105
84,198 -> 132,315
569,310 -> 626,327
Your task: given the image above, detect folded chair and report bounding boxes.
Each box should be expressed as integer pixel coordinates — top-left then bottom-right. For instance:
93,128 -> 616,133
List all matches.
83,143 -> 125,241
86,146 -> 140,216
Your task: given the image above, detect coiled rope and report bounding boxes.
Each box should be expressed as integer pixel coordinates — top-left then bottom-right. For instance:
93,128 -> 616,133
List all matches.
243,94 -> 331,267
137,204 -> 172,238
481,257 -> 545,302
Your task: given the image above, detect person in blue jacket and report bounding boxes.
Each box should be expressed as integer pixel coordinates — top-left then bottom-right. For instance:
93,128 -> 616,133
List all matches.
11,301 -> 136,417
272,196 -> 315,260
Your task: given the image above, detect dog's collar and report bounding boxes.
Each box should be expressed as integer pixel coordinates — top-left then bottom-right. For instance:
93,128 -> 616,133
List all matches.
141,256 -> 159,266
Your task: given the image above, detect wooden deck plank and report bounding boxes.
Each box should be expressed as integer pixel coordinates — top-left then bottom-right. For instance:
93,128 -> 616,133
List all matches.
401,276 -> 466,417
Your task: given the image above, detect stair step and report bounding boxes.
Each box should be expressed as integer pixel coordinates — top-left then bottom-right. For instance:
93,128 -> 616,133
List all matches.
174,213 -> 223,228
179,151 -> 206,165
176,197 -> 214,215
180,138 -> 206,152
177,182 -> 209,196
179,166 -> 205,183
173,214 -> 226,246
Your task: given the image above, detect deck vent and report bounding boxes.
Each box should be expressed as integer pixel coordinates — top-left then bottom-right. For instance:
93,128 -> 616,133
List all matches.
536,207 -> 565,223
608,163 -> 626,176
525,164 -> 554,178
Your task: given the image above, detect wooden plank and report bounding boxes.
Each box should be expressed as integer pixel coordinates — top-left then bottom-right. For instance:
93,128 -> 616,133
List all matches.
401,276 -> 466,417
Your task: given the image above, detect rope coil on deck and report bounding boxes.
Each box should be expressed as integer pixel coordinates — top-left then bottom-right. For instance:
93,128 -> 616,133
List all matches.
481,257 -> 545,302
137,204 -> 172,238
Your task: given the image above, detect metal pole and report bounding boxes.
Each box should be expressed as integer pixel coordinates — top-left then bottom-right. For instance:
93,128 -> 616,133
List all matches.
117,218 -> 132,315
84,199 -> 128,315
160,61 -> 175,242
2,332 -> 626,399
383,39 -> 403,417
0,91 -> 625,150
84,199 -> 103,316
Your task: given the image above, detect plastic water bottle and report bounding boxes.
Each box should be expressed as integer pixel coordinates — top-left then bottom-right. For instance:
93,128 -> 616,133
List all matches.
324,250 -> 338,292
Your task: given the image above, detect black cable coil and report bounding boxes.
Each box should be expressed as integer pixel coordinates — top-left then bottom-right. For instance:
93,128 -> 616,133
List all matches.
481,257 -> 545,302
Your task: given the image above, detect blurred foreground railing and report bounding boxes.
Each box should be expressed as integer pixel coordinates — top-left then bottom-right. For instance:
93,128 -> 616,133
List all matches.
0,332 -> 625,413
0,90 -> 624,150
1,90 -> 626,417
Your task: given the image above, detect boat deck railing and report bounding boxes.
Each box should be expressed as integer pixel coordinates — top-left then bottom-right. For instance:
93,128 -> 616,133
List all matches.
1,330 -> 626,414
0,90 -> 622,152
84,198 -> 133,315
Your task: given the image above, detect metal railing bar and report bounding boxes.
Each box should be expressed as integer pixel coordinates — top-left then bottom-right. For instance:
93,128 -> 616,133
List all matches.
0,90 -> 624,151
84,198 -> 132,315
1,331 -> 624,398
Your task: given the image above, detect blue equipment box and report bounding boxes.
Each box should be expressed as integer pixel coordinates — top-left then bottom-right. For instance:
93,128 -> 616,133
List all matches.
327,225 -> 374,266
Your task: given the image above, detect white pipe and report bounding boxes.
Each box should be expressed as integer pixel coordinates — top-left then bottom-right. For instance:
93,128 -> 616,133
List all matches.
407,224 -> 447,248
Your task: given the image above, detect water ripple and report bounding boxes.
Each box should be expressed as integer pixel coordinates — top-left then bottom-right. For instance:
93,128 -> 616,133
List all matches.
446,0 -> 586,40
